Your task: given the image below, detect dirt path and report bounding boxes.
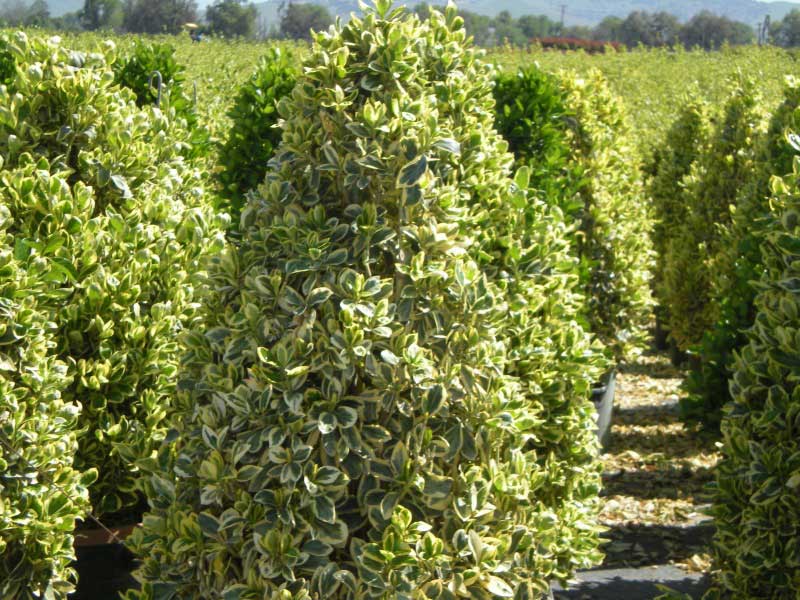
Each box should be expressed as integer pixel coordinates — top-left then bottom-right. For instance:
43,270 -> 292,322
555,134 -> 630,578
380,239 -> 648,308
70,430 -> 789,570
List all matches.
554,350 -> 721,599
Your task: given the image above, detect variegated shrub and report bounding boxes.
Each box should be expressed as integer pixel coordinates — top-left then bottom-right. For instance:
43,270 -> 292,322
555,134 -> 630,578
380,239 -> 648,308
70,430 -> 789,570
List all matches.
561,70 -> 653,362
494,66 -> 654,362
683,80 -> 800,428
127,2 -> 604,598
646,92 -> 711,349
0,29 -> 225,535
0,181 -> 94,598
661,77 -> 769,354
706,149 -> 800,599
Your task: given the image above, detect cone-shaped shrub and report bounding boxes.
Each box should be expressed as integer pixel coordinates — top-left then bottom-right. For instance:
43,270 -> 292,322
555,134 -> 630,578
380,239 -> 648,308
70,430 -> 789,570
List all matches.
487,66 -> 609,573
455,57 -> 607,589
682,81 -> 800,428
217,47 -> 298,218
0,209 -> 93,598
662,77 -> 769,353
647,94 -> 711,338
707,158 -> 800,599
494,66 -> 653,362
0,30 -> 225,525
560,71 -> 653,361
127,3 -> 604,597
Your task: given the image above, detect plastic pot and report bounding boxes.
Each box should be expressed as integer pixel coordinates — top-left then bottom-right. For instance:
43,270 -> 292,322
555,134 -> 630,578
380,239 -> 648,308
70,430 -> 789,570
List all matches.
592,370 -> 616,450
72,523 -> 140,599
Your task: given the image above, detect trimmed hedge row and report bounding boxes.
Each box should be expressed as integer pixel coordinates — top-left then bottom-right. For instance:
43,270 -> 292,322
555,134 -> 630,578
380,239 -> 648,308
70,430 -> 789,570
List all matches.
660,77 -> 769,356
682,81 -> 800,427
647,92 -> 711,347
707,156 -> 800,599
644,63 -> 800,598
653,78 -> 800,429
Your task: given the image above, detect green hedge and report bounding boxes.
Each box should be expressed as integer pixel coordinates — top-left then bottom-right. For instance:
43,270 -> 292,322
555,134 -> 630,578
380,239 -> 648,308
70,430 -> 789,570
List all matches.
707,158 -> 800,599
0,31 -> 224,598
127,3 -> 604,597
493,66 -> 581,219
494,66 -> 653,363
217,46 -> 298,221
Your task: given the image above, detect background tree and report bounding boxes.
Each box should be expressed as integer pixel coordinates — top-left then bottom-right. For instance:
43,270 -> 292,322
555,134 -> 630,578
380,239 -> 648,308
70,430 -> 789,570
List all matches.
122,0 -> 196,34
618,11 -> 680,47
650,11 -> 681,45
681,10 -> 754,49
770,9 -> 800,47
206,0 -> 257,37
493,9 -> 527,45
517,13 -> 559,38
592,15 -> 623,41
23,0 -> 48,25
80,0 -> 122,30
562,24 -> 593,39
279,2 -> 332,40
0,0 -> 50,28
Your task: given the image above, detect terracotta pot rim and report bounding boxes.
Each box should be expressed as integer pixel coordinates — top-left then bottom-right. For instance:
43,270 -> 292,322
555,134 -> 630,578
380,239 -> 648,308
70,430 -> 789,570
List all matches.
73,522 -> 140,547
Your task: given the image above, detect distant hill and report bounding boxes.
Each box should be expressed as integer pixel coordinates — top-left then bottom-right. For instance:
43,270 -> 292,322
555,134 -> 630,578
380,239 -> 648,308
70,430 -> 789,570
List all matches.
46,0 -> 800,28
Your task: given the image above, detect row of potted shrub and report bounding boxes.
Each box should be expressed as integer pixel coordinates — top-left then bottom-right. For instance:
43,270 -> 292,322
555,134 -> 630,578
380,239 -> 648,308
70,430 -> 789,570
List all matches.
1,3 -> 654,598
652,76 -> 800,427
650,76 -> 800,596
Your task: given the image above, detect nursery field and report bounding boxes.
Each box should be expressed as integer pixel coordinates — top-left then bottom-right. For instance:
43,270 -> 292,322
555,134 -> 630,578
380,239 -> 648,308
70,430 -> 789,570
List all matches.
55,32 -> 800,155
3,5 -> 800,600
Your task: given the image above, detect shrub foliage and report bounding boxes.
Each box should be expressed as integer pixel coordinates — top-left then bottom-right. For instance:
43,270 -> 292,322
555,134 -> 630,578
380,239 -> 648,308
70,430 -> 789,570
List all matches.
561,70 -> 653,361
661,78 -> 768,353
494,65 -> 653,362
681,81 -> 800,426
113,40 -> 209,157
0,31 -> 224,600
128,3 -> 604,598
217,46 -> 298,219
0,168 -> 94,598
707,157 -> 800,599
493,65 -> 581,220
647,93 -> 711,340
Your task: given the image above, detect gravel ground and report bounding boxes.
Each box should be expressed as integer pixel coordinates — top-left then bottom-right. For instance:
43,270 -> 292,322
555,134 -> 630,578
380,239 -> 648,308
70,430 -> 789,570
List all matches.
554,349 -> 720,599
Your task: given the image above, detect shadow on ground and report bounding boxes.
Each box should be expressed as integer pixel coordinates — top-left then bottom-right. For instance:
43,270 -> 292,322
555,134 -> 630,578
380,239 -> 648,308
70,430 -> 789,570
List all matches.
613,400 -> 679,424
601,522 -> 715,567
602,466 -> 714,500
552,566 -> 710,599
